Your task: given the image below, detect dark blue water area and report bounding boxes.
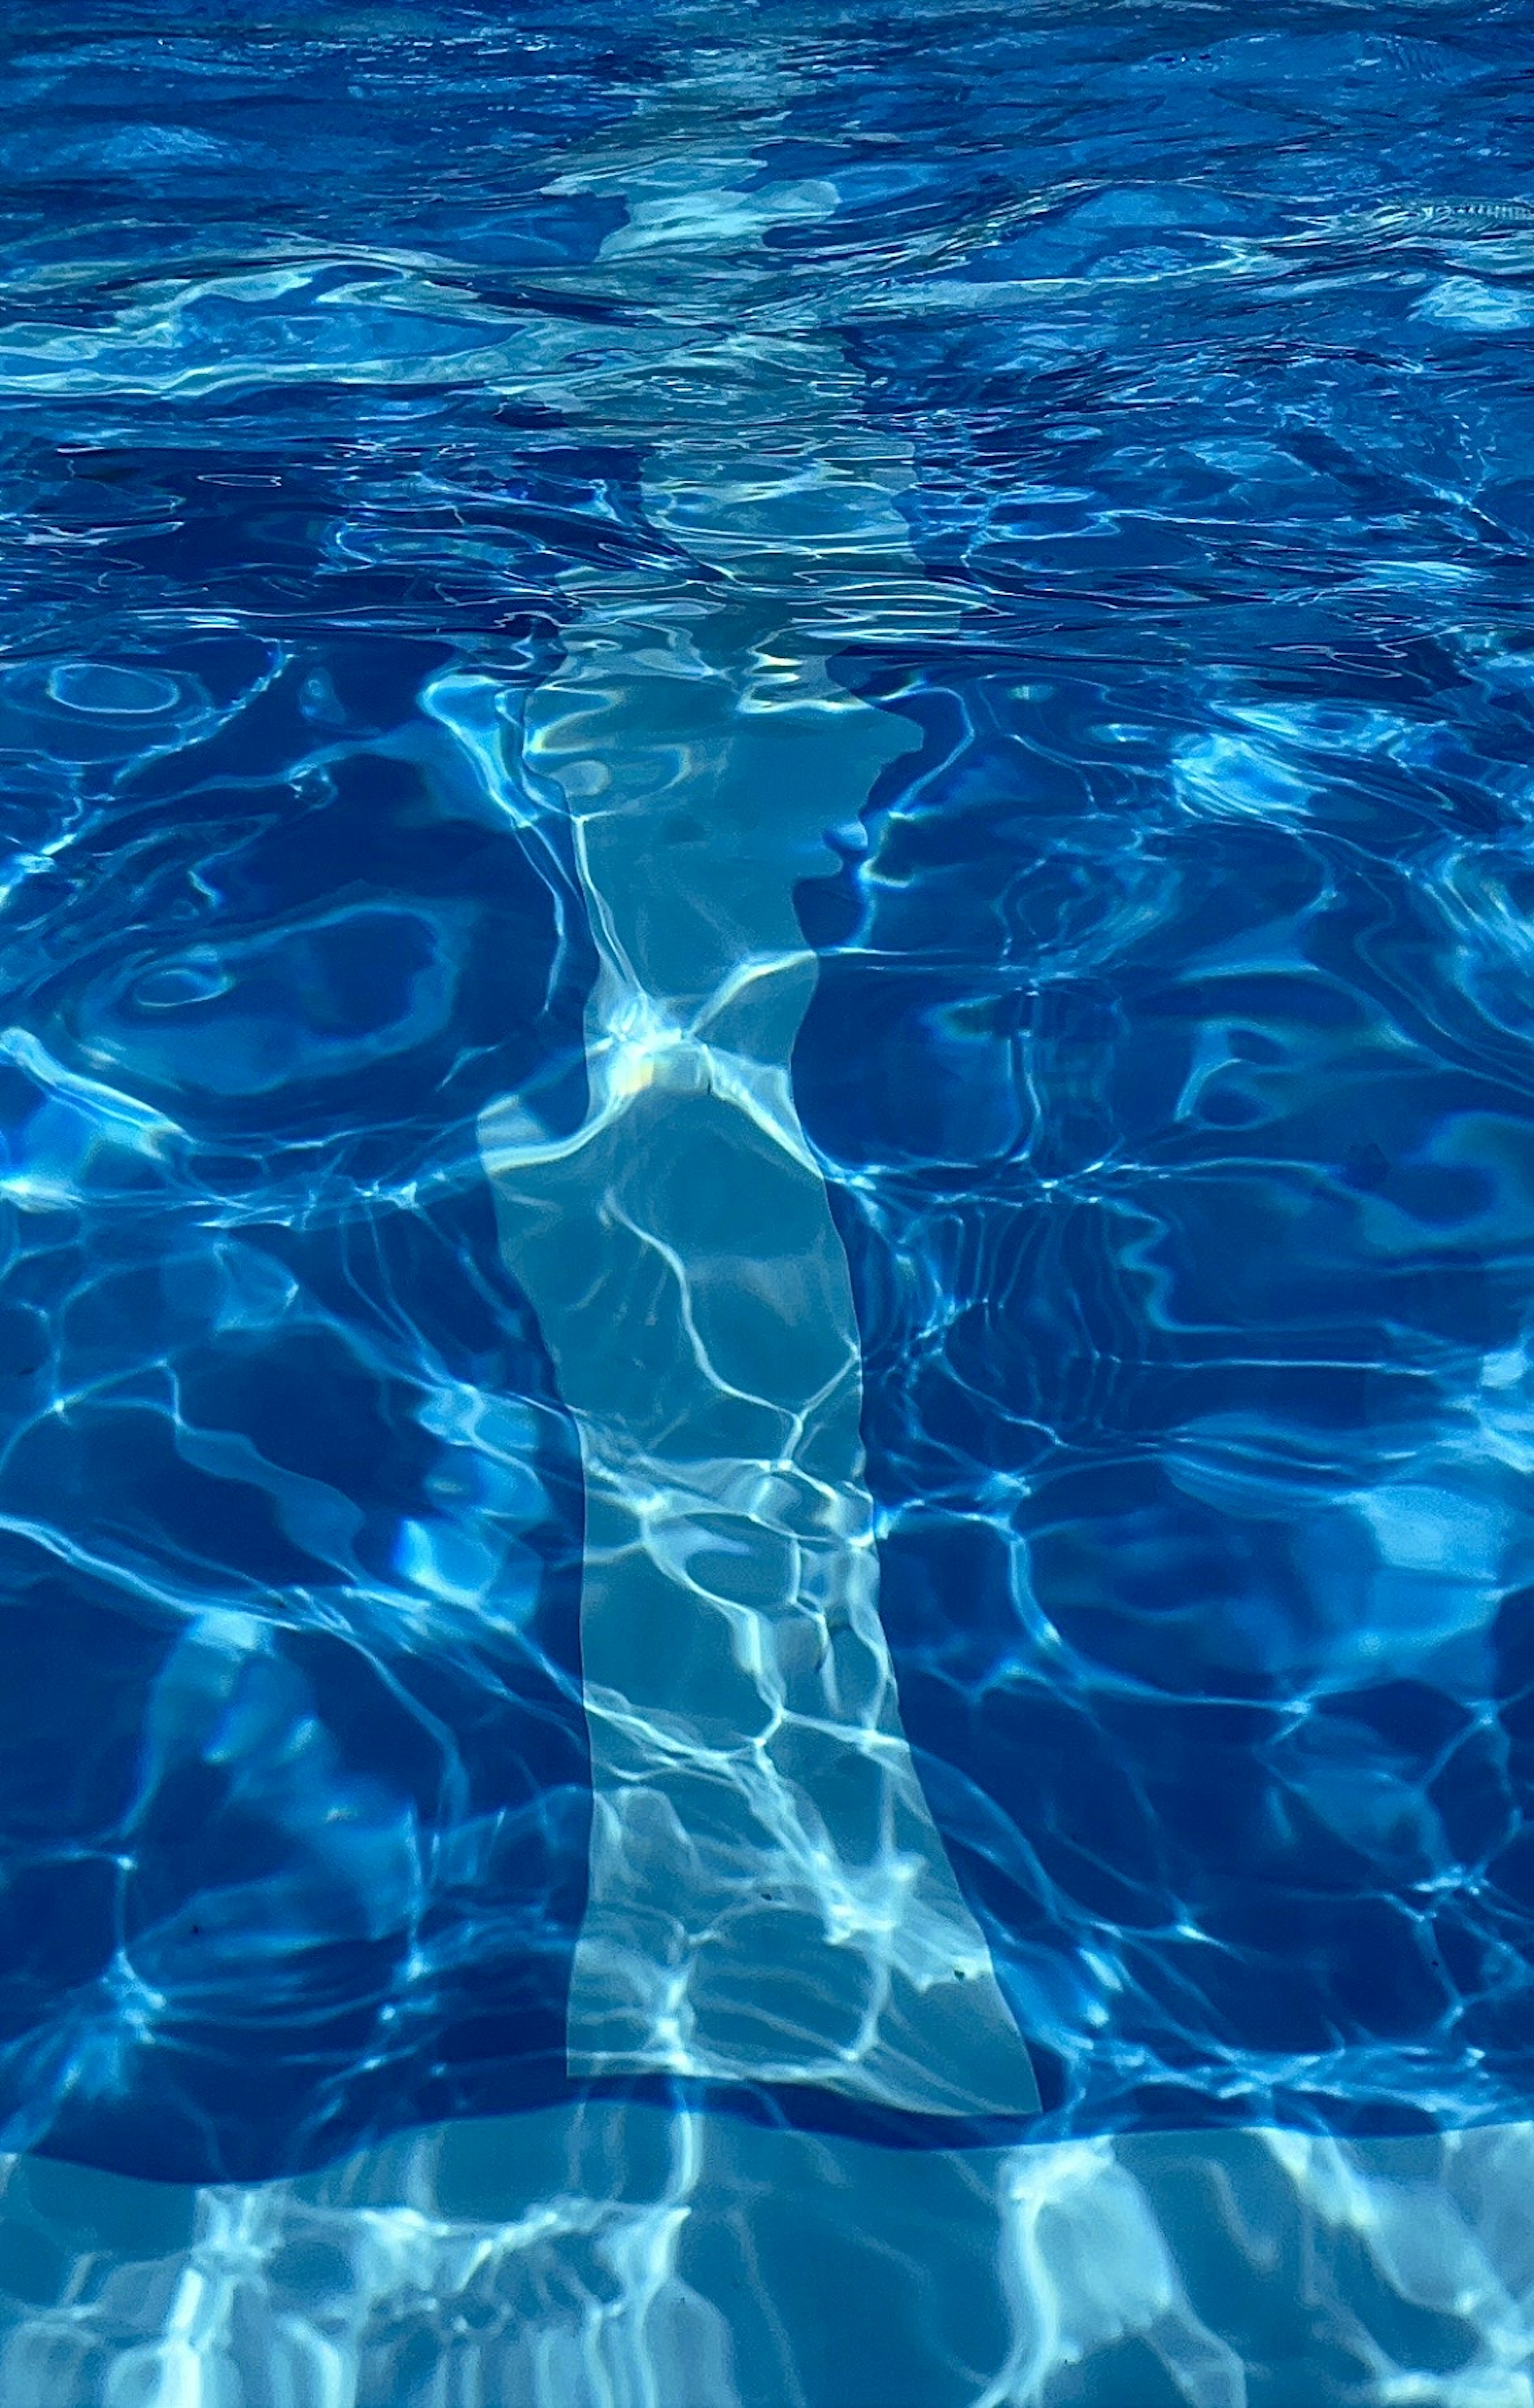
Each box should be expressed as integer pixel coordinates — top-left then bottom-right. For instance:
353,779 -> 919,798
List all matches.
0,9 -> 672,2182
6,0 -> 1534,2195
789,4 -> 1534,2138
0,623 -> 611,2186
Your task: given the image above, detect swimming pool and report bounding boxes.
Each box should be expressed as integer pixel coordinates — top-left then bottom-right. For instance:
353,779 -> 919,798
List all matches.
2,2 -> 1533,2400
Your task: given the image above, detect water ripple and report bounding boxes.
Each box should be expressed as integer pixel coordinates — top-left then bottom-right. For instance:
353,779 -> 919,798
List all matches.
4,2 -> 1534,2400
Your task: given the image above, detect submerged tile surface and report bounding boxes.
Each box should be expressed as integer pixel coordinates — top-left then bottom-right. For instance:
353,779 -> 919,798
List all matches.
1,0 -> 1533,2398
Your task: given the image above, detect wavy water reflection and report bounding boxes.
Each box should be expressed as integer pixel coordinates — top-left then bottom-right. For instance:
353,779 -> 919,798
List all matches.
4,0 -> 1534,2400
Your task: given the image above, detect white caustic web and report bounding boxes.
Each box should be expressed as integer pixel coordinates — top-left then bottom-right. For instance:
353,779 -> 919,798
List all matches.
469,54 -> 1039,2115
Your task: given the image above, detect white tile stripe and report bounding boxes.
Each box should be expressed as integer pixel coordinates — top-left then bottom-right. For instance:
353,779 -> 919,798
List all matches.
475,54 -> 1037,2111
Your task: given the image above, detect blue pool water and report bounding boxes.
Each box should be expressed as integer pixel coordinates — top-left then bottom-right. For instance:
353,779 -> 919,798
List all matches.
5,1 -> 1534,2399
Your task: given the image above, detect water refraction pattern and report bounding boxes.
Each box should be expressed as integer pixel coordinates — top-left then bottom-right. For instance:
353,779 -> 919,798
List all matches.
8,2108 -> 1534,2408
0,13 -> 630,2178
787,0 -> 1534,2142
6,1 -> 1534,2403
483,75 -> 1037,2114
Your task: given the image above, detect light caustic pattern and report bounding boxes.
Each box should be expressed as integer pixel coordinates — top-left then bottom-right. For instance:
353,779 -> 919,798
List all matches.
6,5 -> 1534,2405
8,2112 -> 1534,2408
473,62 -> 1036,2112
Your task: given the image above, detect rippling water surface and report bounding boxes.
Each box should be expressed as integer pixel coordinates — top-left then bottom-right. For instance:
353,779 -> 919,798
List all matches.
5,2 -> 1534,2400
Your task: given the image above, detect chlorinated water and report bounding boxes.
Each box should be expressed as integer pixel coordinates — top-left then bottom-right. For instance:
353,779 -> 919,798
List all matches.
2,3 -> 1534,2402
